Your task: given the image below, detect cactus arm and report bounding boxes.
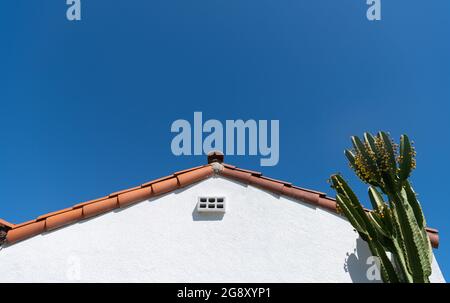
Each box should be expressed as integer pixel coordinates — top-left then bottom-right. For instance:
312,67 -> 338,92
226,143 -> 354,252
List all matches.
368,212 -> 389,238
368,186 -> 384,211
336,194 -> 368,236
352,136 -> 379,183
368,240 -> 400,283
389,208 -> 415,282
378,131 -> 397,174
392,191 -> 431,282
377,131 -> 399,194
391,238 -> 414,283
364,132 -> 384,187
382,206 -> 394,236
399,135 -> 413,182
332,175 -> 381,239
403,181 -> 434,268
331,175 -> 363,210
404,181 -> 425,229
345,149 -> 356,168
364,132 -> 380,162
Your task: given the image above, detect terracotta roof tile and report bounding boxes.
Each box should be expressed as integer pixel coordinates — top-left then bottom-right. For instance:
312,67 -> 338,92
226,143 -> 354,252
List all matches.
6,220 -> 45,244
45,208 -> 83,231
141,175 -> 174,188
177,166 -> 213,188
83,197 -> 118,219
220,167 -> 253,183
1,160 -> 440,249
317,196 -> 337,212
152,177 -> 179,196
13,219 -> 39,229
73,196 -> 110,209
291,185 -> 326,196
282,186 -> 320,205
118,186 -> 153,208
0,219 -> 14,229
173,165 -> 207,176
259,176 -> 292,187
428,231 -> 439,247
36,208 -> 74,221
109,186 -> 142,198
222,163 -> 236,169
425,227 -> 439,234
231,167 -> 262,176
248,175 -> 285,194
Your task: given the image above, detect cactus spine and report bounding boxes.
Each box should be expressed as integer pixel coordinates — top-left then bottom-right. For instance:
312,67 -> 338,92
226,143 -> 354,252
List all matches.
330,132 -> 432,283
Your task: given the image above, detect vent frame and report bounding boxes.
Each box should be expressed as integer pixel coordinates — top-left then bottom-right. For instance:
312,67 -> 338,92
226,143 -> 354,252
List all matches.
196,196 -> 226,213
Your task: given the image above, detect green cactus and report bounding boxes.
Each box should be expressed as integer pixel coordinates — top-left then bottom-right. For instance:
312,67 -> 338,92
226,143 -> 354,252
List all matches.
330,132 -> 432,283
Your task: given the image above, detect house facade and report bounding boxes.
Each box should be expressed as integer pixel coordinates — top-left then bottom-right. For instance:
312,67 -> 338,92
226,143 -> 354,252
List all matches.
0,153 -> 445,282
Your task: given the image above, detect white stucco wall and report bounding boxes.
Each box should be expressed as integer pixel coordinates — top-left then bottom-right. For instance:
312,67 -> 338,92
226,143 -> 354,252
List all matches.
0,176 -> 445,282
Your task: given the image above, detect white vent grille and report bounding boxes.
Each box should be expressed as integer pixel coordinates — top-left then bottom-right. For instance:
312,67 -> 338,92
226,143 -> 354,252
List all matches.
197,197 -> 226,213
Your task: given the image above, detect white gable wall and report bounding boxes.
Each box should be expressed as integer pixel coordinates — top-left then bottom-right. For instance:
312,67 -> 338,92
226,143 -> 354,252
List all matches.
0,176 -> 445,282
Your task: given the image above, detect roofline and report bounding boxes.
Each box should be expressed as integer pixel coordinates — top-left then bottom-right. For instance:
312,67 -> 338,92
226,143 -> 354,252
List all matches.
0,219 -> 14,229
0,162 -> 440,248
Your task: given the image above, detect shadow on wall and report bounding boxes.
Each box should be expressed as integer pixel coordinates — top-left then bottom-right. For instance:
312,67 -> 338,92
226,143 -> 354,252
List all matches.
345,237 -> 382,283
192,208 -> 224,221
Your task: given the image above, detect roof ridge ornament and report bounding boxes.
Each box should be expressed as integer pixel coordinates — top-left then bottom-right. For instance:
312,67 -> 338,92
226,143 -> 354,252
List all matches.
207,151 -> 224,164
207,151 -> 224,174
211,162 -> 224,174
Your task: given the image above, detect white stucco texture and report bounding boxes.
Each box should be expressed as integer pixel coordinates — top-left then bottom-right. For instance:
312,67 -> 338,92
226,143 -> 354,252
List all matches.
0,176 -> 445,282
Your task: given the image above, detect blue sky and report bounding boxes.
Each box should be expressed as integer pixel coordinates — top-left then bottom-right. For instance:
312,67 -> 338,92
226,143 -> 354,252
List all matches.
0,1 -> 449,279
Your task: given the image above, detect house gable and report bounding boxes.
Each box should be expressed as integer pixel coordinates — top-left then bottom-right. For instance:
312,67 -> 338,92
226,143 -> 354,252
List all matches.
0,158 -> 439,248
0,161 -> 445,282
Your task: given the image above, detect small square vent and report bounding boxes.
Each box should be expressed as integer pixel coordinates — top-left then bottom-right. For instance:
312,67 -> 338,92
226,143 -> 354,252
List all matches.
197,197 -> 226,213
